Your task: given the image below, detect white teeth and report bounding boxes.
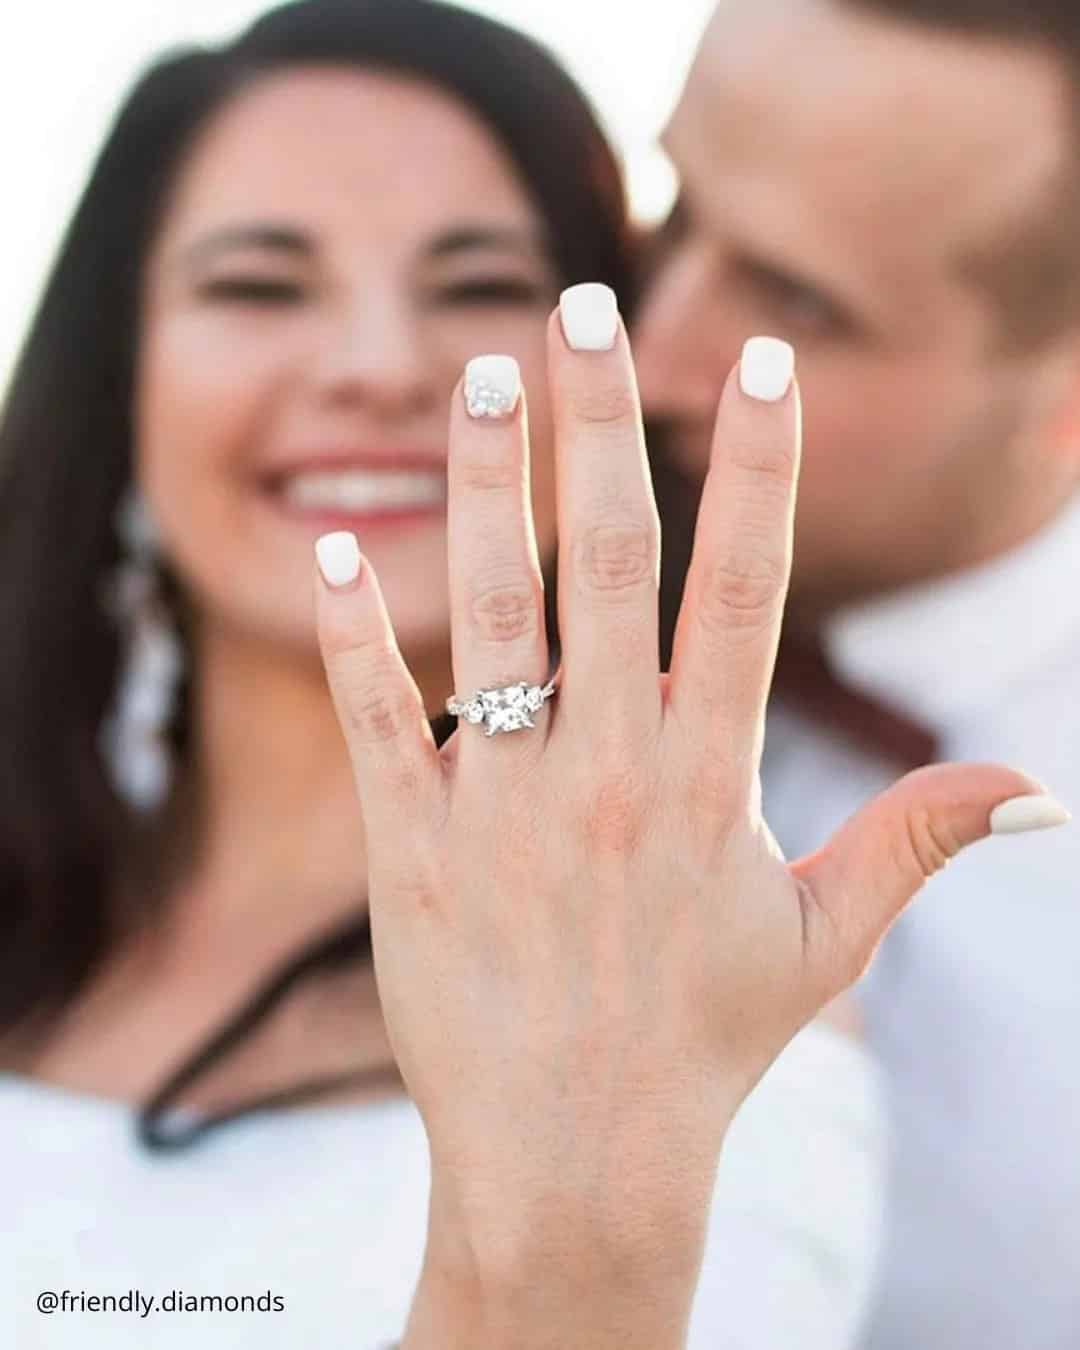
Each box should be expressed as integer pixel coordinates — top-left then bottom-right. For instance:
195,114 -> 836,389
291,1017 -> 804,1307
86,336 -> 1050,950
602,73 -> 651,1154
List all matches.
281,470 -> 447,512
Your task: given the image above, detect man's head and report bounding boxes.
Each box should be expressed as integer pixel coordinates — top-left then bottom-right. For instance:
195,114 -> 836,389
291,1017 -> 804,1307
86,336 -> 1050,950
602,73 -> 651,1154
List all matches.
635,0 -> 1080,623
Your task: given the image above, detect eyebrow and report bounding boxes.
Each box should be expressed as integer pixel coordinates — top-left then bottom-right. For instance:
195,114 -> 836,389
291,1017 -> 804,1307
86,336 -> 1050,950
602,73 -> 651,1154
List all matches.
666,159 -> 876,328
179,224 -> 314,268
178,221 -> 549,271
426,225 -> 548,260
732,248 -> 836,299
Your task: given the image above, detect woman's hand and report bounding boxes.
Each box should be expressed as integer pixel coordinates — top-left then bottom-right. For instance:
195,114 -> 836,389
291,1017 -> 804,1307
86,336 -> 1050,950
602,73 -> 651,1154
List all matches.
314,286 -> 1053,1335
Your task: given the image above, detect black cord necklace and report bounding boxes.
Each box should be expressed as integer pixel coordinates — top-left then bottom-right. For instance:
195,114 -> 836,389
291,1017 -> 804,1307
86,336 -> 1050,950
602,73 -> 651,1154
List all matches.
135,709 -> 459,1155
135,907 -> 393,1153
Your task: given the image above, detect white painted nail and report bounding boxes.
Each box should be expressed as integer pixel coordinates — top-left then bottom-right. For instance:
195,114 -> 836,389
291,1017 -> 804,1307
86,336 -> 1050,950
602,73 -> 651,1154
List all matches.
990,794 -> 1071,835
559,283 -> 619,351
316,532 -> 361,588
464,354 -> 521,419
739,336 -> 796,402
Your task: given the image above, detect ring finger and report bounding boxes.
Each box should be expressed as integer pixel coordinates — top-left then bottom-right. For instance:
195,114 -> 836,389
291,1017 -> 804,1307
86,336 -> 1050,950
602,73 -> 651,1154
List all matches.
447,354 -> 552,768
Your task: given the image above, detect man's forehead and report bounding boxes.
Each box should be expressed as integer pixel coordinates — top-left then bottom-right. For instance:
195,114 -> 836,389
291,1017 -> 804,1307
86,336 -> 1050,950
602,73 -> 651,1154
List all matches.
666,0 -> 1070,298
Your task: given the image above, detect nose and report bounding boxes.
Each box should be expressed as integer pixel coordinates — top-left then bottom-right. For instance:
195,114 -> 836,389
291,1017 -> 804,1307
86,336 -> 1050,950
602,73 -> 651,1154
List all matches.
634,246 -> 734,427
310,288 -> 439,420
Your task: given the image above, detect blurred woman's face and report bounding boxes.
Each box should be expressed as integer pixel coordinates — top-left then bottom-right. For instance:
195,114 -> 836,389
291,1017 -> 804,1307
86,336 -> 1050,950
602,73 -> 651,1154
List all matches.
135,66 -> 560,663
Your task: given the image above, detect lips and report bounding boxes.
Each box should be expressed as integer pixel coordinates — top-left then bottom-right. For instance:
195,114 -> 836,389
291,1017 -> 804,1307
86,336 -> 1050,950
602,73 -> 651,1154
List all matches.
261,448 -> 446,489
271,499 -> 445,533
279,467 -> 447,513
256,461 -> 447,542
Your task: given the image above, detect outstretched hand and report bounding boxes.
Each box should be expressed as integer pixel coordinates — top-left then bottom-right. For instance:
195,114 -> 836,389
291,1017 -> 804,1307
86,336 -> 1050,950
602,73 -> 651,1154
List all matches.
313,284 -> 1063,1287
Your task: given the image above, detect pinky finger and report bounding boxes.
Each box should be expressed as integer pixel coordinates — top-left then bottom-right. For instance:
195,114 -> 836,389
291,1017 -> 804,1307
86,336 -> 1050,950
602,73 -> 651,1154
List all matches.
314,531 -> 446,844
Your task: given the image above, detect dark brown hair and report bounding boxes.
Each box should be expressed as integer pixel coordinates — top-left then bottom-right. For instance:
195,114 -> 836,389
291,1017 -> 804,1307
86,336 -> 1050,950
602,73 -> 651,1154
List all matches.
0,0 -> 700,1099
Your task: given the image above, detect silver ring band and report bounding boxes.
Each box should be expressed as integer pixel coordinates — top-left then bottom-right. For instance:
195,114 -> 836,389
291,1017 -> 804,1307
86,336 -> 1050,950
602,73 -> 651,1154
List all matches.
446,676 -> 557,737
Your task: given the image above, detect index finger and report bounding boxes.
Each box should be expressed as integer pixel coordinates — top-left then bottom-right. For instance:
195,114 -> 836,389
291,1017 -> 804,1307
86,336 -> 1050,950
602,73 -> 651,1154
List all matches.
666,337 -> 801,773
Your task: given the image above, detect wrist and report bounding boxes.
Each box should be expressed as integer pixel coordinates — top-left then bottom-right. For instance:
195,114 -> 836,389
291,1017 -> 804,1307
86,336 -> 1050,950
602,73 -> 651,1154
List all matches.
400,1168 -> 713,1350
402,1244 -> 699,1350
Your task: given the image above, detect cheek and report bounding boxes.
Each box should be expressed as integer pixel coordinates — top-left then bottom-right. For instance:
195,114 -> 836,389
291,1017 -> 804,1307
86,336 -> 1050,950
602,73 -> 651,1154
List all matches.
134,315 -> 286,557
797,356 -> 961,501
790,355 -> 993,587
130,312 -> 317,652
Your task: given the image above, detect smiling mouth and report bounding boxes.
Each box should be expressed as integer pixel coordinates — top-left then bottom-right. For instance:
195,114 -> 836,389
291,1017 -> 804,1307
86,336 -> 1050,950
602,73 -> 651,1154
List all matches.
265,466 -> 449,521
270,467 -> 448,507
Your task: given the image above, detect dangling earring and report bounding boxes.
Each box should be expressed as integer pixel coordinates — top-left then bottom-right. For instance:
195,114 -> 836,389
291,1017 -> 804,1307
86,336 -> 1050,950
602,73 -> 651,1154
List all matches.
98,485 -> 186,813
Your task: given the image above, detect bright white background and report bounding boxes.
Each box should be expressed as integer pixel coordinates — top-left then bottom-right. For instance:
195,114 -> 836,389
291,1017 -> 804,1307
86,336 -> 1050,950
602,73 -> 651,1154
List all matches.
0,0 -> 716,394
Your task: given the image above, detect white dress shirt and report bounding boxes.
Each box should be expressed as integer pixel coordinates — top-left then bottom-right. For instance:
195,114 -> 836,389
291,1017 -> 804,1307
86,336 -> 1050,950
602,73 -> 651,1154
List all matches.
761,491 -> 1080,1350
1,1021 -> 883,1349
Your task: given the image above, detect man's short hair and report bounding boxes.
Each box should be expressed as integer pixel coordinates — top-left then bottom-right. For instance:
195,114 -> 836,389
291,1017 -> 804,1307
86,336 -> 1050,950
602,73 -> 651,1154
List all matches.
847,0 -> 1080,354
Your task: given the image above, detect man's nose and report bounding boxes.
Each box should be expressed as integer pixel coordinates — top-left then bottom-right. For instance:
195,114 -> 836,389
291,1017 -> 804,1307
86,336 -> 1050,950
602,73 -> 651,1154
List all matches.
311,293 -> 438,419
633,248 -> 731,426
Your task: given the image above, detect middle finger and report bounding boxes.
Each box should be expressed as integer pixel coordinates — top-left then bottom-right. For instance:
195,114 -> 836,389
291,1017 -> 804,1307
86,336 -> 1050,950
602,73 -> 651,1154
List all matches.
550,284 -> 663,740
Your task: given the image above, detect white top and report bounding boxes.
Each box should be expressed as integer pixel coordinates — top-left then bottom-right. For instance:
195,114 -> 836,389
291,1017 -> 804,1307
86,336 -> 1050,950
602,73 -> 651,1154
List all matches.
3,1021 -> 883,1349
761,491 -> 1080,1350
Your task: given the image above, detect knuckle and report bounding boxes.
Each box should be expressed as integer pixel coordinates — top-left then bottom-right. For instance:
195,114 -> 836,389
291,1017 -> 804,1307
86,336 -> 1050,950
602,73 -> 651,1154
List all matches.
330,654 -> 419,750
683,757 -> 739,824
679,756 -> 740,853
569,382 -> 638,427
384,852 -> 445,919
347,686 -> 415,748
575,522 -> 656,597
318,607 -> 374,662
579,761 -> 651,858
384,752 -> 430,811
323,637 -> 387,684
728,432 -> 799,485
902,806 -> 962,882
696,548 -> 784,636
458,457 -> 519,495
467,576 -> 541,645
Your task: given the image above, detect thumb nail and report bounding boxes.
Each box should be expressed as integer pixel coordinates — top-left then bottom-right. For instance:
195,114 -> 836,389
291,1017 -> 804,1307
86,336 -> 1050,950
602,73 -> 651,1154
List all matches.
990,793 -> 1071,836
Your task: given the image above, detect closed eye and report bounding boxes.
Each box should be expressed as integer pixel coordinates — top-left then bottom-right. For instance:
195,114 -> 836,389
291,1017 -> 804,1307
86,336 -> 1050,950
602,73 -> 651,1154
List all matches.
197,276 -> 306,304
731,256 -> 853,337
435,278 -> 546,306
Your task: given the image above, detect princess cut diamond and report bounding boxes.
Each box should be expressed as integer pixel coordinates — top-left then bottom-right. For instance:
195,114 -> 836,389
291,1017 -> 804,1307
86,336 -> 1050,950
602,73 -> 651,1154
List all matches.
447,677 -> 555,735
478,683 -> 537,736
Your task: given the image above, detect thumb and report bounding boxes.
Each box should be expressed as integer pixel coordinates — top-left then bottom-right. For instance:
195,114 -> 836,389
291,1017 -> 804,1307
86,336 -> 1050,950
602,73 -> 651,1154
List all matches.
792,763 -> 1071,982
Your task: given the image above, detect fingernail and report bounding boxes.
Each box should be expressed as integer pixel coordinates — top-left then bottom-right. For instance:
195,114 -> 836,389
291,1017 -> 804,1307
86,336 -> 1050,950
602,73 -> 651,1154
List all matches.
990,793 -> 1071,835
739,336 -> 795,403
316,531 -> 361,588
464,354 -> 521,419
559,283 -> 618,351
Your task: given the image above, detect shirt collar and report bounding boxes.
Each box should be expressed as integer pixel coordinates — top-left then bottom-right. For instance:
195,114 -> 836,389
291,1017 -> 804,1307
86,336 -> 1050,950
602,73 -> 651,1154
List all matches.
820,491 -> 1080,728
